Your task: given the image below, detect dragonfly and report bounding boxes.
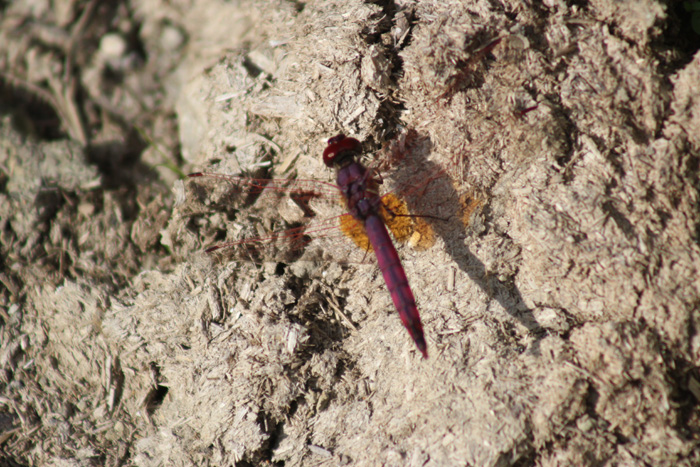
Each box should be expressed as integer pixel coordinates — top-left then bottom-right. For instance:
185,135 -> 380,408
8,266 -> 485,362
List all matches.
187,134 -> 443,358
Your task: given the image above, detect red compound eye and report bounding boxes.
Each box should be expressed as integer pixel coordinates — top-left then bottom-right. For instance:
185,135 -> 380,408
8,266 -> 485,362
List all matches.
323,134 -> 361,167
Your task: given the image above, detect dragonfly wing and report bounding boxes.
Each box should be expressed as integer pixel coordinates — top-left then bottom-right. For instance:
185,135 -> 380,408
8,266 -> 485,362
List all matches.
187,173 -> 343,213
202,212 -> 375,265
186,161 -> 451,266
186,173 -> 375,265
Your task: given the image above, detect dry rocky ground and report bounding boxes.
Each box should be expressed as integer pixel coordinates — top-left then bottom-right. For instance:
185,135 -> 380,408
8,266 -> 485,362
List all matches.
1,0 -> 700,465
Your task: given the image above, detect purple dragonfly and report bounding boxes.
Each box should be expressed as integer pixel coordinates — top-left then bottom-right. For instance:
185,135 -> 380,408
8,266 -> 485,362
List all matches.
188,134 -> 443,358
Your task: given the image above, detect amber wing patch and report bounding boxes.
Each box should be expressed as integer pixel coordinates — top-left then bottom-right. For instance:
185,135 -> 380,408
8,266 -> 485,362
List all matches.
337,193 -> 437,253
339,213 -> 372,252
380,193 -> 435,250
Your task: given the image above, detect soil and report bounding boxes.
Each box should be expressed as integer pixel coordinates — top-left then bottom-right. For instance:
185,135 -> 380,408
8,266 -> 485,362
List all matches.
1,0 -> 700,466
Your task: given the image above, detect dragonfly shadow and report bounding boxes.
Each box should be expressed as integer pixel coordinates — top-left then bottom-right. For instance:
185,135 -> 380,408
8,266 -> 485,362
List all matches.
387,133 -> 545,355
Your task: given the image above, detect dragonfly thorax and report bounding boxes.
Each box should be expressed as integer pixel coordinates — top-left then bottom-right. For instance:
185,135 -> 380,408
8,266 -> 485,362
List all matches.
337,161 -> 381,221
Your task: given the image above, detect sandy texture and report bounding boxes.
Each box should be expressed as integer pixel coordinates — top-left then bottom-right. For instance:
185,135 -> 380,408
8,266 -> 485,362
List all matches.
1,0 -> 700,465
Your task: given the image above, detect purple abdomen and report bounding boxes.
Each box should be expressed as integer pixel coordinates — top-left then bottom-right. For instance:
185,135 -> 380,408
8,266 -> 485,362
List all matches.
364,215 -> 427,358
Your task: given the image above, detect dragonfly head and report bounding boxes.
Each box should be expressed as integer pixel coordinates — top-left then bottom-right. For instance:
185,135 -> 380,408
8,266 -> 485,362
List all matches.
323,134 -> 361,168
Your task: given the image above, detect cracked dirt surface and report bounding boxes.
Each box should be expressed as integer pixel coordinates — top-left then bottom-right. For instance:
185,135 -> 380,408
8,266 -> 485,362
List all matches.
2,0 -> 700,465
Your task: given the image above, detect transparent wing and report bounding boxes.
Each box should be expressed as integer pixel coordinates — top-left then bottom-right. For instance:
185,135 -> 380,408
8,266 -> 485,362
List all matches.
185,173 -> 372,264
183,157 -> 452,266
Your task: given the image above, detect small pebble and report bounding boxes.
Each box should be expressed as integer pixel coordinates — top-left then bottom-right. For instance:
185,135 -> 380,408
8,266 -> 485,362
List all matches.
99,33 -> 127,60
